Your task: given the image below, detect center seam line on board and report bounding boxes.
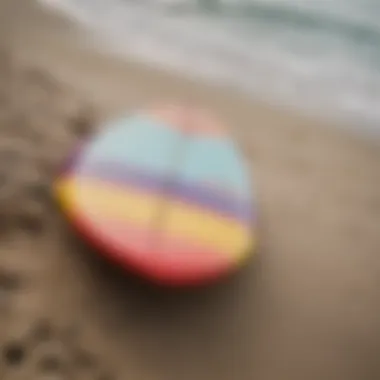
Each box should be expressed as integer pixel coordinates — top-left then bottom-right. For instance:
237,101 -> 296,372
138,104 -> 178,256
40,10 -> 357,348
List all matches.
151,110 -> 195,252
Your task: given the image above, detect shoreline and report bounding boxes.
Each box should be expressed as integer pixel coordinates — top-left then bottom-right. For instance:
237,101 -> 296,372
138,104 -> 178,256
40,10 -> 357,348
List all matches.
3,0 -> 380,145
34,0 -> 380,140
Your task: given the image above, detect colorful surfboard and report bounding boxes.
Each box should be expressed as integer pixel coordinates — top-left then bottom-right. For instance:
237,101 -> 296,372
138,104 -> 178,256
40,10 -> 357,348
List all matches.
55,105 -> 256,286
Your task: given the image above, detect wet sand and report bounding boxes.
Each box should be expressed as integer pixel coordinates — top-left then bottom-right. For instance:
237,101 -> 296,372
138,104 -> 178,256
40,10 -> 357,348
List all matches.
0,0 -> 379,379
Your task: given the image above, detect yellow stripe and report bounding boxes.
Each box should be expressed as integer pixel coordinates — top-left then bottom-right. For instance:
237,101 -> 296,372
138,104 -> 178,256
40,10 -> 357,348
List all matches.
55,177 -> 157,227
55,177 -> 254,260
162,201 -> 251,259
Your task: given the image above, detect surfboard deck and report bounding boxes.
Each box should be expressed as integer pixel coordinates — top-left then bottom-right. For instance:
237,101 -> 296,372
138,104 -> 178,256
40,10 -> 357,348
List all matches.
54,104 -> 256,286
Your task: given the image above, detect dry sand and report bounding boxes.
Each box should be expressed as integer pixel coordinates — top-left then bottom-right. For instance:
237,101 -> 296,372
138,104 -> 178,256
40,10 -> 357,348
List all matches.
0,0 -> 379,379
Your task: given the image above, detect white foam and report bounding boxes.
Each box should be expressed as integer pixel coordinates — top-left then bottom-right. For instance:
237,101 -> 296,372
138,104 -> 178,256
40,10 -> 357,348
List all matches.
38,0 -> 380,138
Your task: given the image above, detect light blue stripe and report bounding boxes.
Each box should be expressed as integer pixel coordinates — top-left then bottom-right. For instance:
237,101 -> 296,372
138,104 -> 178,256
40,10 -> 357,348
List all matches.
77,115 -> 252,203
80,115 -> 182,175
179,137 -> 251,199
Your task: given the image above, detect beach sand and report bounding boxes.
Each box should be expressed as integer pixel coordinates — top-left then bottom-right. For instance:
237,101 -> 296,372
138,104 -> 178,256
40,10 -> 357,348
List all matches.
0,0 -> 379,379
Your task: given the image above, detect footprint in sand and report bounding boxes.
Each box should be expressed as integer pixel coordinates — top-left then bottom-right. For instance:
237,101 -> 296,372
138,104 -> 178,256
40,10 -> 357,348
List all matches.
1,319 -> 115,379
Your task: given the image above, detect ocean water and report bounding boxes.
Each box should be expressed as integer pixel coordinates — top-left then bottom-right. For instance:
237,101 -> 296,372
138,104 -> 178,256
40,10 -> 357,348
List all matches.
38,0 -> 380,137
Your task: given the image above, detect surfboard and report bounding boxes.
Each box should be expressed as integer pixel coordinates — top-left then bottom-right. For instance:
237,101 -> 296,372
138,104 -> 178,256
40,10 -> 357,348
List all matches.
54,104 -> 256,286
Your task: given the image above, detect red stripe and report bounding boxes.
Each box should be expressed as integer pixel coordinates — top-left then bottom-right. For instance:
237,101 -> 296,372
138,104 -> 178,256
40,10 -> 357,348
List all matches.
151,233 -> 233,285
146,104 -> 225,137
68,210 -> 233,286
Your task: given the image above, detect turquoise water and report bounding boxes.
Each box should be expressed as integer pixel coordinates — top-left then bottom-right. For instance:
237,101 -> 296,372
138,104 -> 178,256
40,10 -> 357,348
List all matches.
38,0 -> 380,136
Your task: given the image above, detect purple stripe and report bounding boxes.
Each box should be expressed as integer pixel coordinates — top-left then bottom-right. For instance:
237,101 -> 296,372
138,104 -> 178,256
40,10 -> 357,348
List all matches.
76,160 -> 253,223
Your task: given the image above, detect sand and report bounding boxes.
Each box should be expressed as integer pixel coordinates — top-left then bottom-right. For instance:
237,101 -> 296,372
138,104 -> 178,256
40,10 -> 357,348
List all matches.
0,0 -> 379,379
